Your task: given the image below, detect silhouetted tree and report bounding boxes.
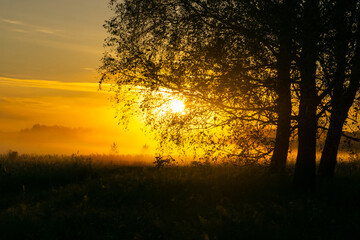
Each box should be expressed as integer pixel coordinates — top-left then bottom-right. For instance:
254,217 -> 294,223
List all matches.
101,0 -> 299,166
318,1 -> 360,179
291,0 -> 360,187
183,0 -> 298,172
292,0 -> 322,188
101,0 -> 278,162
259,0 -> 295,174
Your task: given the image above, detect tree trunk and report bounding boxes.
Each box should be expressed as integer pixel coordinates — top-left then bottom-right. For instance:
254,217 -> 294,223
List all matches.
269,86 -> 291,174
269,41 -> 291,174
293,0 -> 319,189
318,111 -> 346,179
293,81 -> 317,189
269,0 -> 293,174
318,56 -> 360,180
319,79 -> 360,180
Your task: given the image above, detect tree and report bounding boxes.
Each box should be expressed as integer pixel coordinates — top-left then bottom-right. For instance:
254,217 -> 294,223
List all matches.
292,0 -> 322,188
101,0 -> 301,168
181,0 -> 297,170
291,0 -> 360,186
259,0 -> 294,174
318,1 -> 360,179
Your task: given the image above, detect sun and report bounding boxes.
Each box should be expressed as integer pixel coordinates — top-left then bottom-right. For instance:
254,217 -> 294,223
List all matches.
170,99 -> 185,113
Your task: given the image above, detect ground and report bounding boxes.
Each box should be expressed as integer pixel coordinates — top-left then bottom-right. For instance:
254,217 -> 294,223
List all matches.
1,154 -> 360,240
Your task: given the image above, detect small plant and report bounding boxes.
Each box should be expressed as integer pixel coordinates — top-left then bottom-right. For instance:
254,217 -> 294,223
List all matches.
0,163 -> 3,175
153,155 -> 175,168
110,142 -> 119,154
8,150 -> 18,161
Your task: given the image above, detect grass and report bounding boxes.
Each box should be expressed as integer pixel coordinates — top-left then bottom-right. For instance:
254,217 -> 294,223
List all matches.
1,154 -> 360,239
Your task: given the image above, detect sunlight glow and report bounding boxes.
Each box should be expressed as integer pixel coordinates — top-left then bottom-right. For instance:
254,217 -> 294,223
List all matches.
170,99 -> 185,113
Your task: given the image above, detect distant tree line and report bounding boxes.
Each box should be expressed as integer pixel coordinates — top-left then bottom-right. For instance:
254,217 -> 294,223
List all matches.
100,0 -> 360,189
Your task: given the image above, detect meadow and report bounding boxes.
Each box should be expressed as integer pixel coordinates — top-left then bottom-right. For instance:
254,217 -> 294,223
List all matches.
1,153 -> 360,240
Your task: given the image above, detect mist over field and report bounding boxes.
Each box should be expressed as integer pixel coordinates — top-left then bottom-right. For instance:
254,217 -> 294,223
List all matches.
0,124 -> 154,155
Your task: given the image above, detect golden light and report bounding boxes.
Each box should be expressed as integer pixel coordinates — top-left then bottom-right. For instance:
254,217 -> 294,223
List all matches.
170,99 -> 185,113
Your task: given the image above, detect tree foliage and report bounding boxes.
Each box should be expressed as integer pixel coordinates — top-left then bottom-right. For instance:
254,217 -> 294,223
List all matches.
101,0 -> 279,163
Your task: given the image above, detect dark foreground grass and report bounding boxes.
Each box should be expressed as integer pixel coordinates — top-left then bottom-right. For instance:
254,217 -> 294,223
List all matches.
1,155 -> 360,240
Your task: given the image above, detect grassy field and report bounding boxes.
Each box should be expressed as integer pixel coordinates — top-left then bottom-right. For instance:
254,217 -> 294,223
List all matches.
1,154 -> 360,240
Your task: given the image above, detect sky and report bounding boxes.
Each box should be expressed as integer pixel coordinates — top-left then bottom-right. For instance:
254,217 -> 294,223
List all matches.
0,0 -> 155,155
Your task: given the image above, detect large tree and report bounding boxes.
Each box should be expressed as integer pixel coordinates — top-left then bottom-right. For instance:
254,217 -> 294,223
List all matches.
101,0 -> 301,168
292,0 -> 322,188
318,0 -> 360,179
101,0 -> 279,163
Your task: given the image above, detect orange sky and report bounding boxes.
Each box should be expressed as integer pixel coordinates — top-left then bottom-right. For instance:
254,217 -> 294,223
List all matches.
0,0 -> 155,155
0,77 -> 155,155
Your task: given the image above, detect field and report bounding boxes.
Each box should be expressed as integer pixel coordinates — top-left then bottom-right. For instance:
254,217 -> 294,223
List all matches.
1,154 -> 360,240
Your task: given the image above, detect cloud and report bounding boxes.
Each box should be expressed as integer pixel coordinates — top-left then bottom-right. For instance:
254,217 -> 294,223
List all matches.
1,18 -> 62,36
0,77 -> 101,93
2,18 -> 25,25
36,28 -> 57,35
83,68 -> 97,72
0,98 -> 10,103
0,76 -> 154,155
20,124 -> 92,138
1,18 -> 103,55
11,29 -> 28,33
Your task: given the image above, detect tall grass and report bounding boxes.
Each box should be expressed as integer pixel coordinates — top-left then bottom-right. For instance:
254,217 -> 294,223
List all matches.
1,153 -> 360,239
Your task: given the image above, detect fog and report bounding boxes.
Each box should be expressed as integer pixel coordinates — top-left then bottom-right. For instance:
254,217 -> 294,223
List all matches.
0,124 -> 154,155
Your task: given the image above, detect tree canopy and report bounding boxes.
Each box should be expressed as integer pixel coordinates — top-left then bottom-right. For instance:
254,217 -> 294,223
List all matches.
101,0 -> 280,163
